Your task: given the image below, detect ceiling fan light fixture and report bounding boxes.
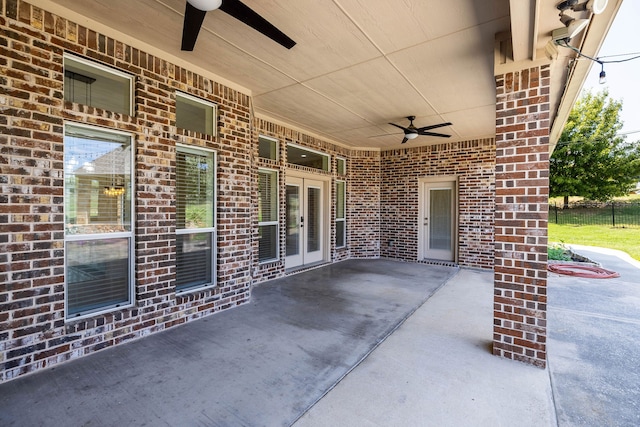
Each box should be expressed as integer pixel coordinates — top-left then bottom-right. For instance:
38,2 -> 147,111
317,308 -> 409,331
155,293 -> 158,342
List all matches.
406,132 -> 418,140
187,0 -> 222,11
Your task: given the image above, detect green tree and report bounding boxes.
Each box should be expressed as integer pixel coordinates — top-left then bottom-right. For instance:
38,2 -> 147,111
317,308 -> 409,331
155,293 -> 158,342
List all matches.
550,90 -> 640,206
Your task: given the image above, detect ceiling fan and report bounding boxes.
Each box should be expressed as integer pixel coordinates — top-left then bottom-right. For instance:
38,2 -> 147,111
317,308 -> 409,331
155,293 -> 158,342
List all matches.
388,116 -> 452,144
181,0 -> 296,51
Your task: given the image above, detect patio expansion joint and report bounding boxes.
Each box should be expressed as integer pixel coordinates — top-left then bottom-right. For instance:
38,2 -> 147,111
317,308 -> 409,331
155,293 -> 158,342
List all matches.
289,264 -> 462,426
550,307 -> 640,326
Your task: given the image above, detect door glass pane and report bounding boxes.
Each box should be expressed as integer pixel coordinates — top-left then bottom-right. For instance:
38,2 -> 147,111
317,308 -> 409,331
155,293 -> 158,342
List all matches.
67,238 -> 130,316
429,189 -> 452,250
307,187 -> 320,252
286,185 -> 300,256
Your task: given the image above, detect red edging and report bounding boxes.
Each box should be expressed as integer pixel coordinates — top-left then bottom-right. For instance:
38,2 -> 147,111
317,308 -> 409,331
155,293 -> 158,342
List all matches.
548,263 -> 620,279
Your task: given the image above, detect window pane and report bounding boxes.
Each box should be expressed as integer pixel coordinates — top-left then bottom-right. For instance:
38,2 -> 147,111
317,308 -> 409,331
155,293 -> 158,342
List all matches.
176,149 -> 215,229
67,238 -> 130,316
176,93 -> 215,136
337,158 -> 346,175
65,126 -> 132,235
64,55 -> 131,115
286,185 -> 300,257
336,181 -> 345,219
429,189 -> 452,250
287,145 -> 329,171
259,224 -> 278,262
176,232 -> 213,291
259,170 -> 278,222
307,187 -> 320,252
336,220 -> 345,248
259,136 -> 278,160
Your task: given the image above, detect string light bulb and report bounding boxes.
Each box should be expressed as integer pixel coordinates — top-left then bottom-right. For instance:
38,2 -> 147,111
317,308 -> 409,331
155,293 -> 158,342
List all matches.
598,62 -> 606,84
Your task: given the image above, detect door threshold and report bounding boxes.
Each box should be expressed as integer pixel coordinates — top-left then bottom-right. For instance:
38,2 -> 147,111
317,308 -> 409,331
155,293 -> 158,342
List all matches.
285,261 -> 328,275
419,259 -> 458,268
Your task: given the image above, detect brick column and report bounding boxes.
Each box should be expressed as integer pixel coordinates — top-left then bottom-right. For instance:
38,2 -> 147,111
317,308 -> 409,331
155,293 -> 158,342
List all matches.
493,65 -> 550,368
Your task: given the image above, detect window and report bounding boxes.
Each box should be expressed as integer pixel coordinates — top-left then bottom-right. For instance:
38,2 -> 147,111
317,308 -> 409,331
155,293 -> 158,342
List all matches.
287,144 -> 330,171
64,123 -> 133,318
176,92 -> 217,137
176,145 -> 216,292
64,53 -> 133,115
259,136 -> 278,161
336,157 -> 346,176
336,180 -> 346,248
258,169 -> 279,262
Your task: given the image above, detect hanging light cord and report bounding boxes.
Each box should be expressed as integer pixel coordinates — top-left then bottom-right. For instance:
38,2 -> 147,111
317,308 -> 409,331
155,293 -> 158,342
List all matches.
558,40 -> 640,63
557,40 -> 640,83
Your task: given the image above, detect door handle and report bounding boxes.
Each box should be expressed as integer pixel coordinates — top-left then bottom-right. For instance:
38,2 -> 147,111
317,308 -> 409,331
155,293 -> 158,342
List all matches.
424,217 -> 429,226
300,216 -> 304,228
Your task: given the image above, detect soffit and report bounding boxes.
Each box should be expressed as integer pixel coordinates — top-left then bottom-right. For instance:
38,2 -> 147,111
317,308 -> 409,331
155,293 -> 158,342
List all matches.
36,0 -> 617,150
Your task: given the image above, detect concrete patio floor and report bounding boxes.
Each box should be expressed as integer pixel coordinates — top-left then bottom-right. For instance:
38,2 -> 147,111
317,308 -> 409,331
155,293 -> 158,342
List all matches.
1,249 -> 638,426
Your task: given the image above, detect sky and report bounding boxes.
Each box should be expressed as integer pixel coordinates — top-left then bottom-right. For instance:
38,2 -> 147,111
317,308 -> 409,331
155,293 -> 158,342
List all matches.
581,0 -> 640,139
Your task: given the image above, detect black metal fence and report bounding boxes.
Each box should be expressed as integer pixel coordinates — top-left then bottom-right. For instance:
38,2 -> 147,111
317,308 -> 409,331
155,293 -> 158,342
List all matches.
549,201 -> 640,227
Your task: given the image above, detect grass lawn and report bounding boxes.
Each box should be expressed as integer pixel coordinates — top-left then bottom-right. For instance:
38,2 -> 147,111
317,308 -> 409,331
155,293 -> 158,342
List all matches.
548,223 -> 640,261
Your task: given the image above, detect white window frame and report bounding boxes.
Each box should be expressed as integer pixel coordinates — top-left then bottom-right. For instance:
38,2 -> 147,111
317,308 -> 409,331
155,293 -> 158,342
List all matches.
336,157 -> 346,176
287,143 -> 330,172
175,144 -> 217,293
258,135 -> 279,161
175,92 -> 217,137
64,122 -> 135,320
258,168 -> 279,263
335,180 -> 346,249
63,52 -> 134,115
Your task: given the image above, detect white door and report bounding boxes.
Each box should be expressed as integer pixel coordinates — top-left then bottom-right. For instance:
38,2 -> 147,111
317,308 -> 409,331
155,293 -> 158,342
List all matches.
286,177 -> 324,269
420,181 -> 456,261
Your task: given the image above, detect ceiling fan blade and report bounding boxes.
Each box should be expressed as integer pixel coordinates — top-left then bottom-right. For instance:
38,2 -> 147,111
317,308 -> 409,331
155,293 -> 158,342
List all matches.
388,122 -> 409,132
181,2 -> 208,51
419,131 -> 451,138
219,0 -> 296,49
417,122 -> 452,132
401,136 -> 409,144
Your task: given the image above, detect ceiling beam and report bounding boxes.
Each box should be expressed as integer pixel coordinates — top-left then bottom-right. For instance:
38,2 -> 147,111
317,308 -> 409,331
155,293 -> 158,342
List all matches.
510,0 -> 537,61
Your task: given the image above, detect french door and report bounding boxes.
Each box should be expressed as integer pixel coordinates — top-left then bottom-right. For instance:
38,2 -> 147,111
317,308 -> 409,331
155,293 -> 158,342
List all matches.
419,180 -> 456,261
286,176 -> 325,269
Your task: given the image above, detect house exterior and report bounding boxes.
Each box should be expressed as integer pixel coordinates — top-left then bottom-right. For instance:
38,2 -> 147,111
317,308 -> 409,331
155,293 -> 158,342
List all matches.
1,0 -> 620,382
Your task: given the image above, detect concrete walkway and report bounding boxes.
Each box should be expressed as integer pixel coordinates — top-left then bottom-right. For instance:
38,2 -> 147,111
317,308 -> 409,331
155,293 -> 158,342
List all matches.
295,268 -> 556,427
297,246 -> 640,427
547,245 -> 640,427
1,249 -> 638,426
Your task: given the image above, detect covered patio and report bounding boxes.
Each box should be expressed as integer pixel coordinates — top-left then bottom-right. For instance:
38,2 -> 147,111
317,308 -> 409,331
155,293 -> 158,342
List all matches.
0,260 -> 556,426
0,0 -> 623,382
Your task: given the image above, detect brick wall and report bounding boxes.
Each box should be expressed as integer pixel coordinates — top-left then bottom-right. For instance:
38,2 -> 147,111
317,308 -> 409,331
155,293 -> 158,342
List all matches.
1,0 -> 506,383
252,118 -> 352,284
380,139 -> 496,269
1,0 -> 252,382
348,150 -> 381,259
493,65 -> 550,368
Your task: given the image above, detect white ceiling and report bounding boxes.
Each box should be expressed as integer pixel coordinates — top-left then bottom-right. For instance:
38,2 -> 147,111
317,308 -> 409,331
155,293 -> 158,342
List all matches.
39,0 -> 620,150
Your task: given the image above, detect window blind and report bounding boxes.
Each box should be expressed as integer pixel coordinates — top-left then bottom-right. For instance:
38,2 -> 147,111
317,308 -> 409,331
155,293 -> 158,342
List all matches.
176,146 -> 216,291
258,170 -> 278,262
64,124 -> 133,317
